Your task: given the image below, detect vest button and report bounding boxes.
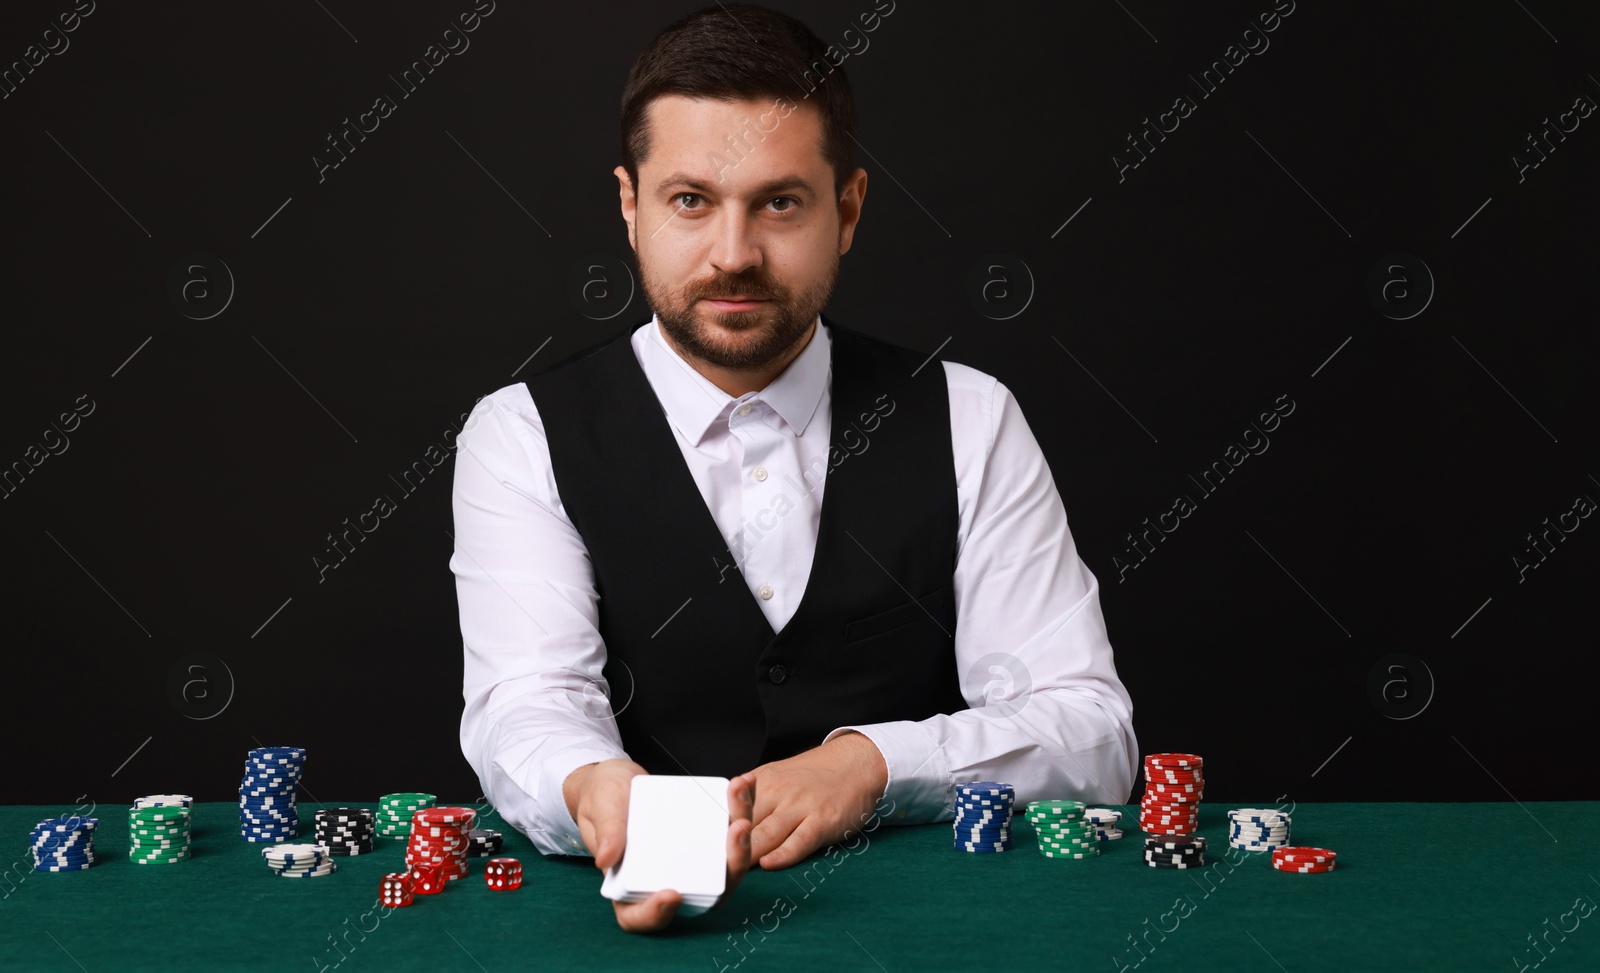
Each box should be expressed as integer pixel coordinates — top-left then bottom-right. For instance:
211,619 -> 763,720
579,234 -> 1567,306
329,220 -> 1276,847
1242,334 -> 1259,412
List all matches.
768,665 -> 788,685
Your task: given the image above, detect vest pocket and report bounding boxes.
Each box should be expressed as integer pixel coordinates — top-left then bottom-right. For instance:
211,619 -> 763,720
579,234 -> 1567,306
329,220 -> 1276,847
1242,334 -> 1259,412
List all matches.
842,583 -> 954,643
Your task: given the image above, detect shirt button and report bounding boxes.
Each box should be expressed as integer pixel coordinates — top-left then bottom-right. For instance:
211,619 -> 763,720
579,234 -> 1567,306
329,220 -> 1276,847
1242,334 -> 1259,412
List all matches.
738,404 -> 752,416
768,665 -> 788,684
753,466 -> 768,482
757,584 -> 774,600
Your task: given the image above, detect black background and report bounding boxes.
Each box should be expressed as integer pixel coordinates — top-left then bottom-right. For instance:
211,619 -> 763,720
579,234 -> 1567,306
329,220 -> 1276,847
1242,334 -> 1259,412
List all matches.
1,0 -> 1594,811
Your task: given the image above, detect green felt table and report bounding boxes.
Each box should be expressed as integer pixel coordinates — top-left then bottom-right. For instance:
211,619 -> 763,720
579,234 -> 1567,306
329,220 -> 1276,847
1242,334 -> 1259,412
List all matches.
2,801 -> 1596,972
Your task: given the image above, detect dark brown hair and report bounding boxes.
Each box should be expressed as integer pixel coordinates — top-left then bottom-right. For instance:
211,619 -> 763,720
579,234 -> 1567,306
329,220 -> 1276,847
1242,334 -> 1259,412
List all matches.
620,3 -> 858,198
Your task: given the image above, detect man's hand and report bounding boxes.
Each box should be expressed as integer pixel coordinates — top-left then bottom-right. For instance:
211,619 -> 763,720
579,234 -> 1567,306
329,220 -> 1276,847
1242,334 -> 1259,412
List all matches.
564,759 -> 757,933
746,731 -> 889,870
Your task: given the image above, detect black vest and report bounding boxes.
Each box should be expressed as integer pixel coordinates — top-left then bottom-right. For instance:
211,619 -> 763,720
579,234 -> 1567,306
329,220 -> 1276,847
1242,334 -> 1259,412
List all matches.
526,317 -> 964,775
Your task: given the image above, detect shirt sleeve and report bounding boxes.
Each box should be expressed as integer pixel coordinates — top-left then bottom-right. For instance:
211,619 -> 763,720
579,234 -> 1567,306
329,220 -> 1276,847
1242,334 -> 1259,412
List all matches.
824,363 -> 1139,823
452,384 -> 631,857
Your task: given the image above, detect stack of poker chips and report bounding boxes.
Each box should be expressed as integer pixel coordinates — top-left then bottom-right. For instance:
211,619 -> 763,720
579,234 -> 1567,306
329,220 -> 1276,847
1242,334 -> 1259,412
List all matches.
1227,807 -> 1292,851
484,857 -> 523,891
261,842 -> 337,878
1086,807 -> 1124,841
1145,833 -> 1207,869
1271,845 -> 1336,874
1025,800 -> 1100,860
1138,752 -> 1205,835
405,806 -> 476,883
239,746 -> 306,842
314,807 -> 375,856
129,804 -> 191,864
377,792 -> 436,840
952,781 -> 1014,852
468,828 -> 504,858
380,871 -> 415,907
30,814 -> 98,872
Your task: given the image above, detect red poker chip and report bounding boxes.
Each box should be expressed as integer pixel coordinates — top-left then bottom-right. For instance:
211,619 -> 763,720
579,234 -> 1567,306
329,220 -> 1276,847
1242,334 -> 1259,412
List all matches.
415,806 -> 477,826
1273,857 -> 1337,876
1272,846 -> 1337,864
1144,753 -> 1204,768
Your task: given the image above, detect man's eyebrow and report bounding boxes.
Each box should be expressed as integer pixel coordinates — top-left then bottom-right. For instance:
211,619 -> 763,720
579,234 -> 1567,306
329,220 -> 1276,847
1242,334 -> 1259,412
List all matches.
653,172 -> 818,198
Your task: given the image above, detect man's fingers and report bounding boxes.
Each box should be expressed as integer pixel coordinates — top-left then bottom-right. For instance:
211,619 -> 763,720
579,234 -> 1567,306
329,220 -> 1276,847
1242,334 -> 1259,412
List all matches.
758,818 -> 828,872
724,818 -> 754,893
614,888 -> 682,933
729,773 -> 756,825
748,807 -> 802,865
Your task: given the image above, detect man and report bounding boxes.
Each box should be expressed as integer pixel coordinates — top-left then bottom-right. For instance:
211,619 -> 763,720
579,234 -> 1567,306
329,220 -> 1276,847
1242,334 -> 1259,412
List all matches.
452,3 -> 1137,933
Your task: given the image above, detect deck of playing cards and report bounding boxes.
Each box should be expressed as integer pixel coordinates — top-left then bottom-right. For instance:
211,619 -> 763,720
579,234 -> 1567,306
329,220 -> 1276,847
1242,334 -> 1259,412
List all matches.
599,775 -> 729,917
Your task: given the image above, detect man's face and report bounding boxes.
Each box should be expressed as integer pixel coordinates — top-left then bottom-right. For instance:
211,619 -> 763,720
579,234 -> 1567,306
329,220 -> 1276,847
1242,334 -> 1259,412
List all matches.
618,95 -> 865,371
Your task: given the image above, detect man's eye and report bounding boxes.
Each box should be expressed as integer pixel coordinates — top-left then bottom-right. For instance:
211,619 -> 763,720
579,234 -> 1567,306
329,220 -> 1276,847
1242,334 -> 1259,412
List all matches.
769,197 -> 797,212
674,193 -> 702,209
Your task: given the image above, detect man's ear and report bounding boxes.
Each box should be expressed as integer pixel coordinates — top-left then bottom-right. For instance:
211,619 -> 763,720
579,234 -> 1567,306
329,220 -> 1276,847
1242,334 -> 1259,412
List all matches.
837,167 -> 868,255
615,165 -> 638,251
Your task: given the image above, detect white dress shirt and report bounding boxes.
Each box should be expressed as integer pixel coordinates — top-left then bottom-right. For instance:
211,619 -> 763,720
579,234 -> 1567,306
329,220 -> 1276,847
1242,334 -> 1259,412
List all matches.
452,315 -> 1138,856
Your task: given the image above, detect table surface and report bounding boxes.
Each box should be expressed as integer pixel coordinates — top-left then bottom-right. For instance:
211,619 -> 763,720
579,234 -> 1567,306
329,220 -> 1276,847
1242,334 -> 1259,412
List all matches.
2,801 -> 1596,972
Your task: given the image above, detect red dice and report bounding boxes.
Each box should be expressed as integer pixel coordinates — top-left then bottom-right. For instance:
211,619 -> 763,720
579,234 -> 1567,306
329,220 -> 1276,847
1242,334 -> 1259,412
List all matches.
484,857 -> 523,891
409,863 -> 447,895
380,871 -> 414,908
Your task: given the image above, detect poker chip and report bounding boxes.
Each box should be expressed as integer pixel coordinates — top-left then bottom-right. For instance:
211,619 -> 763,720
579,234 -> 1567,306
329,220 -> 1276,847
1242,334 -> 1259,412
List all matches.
315,807 -> 375,856
133,794 -> 193,810
1144,834 -> 1206,868
1227,808 -> 1292,851
468,828 -> 504,858
377,793 -> 437,840
129,803 -> 191,864
951,781 -> 1015,854
1272,846 -> 1337,873
1022,799 -> 1100,860
30,815 -> 99,872
406,806 -> 476,881
239,746 -> 306,842
262,842 -> 337,878
485,857 -> 523,891
1138,753 -> 1204,836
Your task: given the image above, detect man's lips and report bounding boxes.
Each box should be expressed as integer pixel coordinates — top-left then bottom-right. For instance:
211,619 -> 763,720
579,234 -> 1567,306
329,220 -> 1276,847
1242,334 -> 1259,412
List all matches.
701,296 -> 769,311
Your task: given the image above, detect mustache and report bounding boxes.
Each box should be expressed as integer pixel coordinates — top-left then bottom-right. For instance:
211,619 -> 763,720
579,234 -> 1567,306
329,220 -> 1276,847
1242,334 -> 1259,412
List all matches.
686,273 -> 783,302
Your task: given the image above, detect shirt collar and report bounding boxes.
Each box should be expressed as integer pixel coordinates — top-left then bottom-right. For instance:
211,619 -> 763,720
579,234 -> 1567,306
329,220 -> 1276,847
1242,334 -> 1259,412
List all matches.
641,312 -> 830,447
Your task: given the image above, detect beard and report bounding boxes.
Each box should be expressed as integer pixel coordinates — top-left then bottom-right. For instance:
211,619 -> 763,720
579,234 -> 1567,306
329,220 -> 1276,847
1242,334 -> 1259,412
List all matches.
640,251 -> 839,371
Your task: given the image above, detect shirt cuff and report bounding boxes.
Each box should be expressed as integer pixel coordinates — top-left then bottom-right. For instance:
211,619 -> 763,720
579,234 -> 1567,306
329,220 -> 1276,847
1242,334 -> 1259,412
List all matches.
824,722 -> 950,825
523,745 -> 628,857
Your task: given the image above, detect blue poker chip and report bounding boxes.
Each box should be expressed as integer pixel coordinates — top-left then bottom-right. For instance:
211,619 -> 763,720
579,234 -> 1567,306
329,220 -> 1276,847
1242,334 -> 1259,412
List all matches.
947,825 -> 1011,838
34,860 -> 95,872
31,832 -> 93,848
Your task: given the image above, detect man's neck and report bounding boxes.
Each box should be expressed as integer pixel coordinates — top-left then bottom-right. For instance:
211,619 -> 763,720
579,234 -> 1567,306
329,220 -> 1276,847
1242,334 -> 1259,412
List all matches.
661,318 -> 817,398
